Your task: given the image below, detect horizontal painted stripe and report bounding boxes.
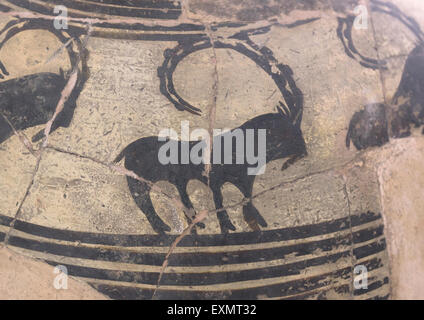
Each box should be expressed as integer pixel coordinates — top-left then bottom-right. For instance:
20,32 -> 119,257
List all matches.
80,257 -> 354,291
3,211 -> 389,300
85,22 -> 206,32
46,254 -> 385,288
81,0 -> 182,10
4,233 -> 347,266
8,218 -> 383,255
88,30 -> 208,41
2,211 -> 383,247
86,255 -> 388,299
353,238 -> 387,259
9,245 -> 344,274
0,3 -> 11,11
7,239 -> 386,290
367,294 -> 390,300
0,225 -> 9,235
7,0 -> 181,19
7,223 -> 350,254
6,224 -> 384,267
88,266 -> 353,299
282,283 -> 351,300
8,234 -> 384,274
354,277 -> 390,296
10,238 -> 387,298
6,238 -> 388,302
6,228 -> 389,299
350,212 -> 382,226
1,1 -> 207,40
287,274 -> 390,300
41,0 -> 182,19
46,251 -> 351,286
0,215 -> 12,228
353,224 -> 384,244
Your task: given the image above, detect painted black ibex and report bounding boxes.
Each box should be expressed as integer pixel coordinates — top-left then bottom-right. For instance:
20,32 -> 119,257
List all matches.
115,103 -> 306,234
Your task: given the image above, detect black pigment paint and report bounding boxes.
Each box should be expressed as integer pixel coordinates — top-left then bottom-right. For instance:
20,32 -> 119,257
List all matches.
115,107 -> 306,234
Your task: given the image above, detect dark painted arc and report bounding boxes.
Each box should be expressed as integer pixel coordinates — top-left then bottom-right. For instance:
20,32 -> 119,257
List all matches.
371,0 -> 424,43
0,19 -> 89,144
157,35 -> 304,127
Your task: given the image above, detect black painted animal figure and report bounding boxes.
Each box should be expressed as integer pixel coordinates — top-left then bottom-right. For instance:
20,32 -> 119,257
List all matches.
0,20 -> 89,145
115,104 -> 307,234
390,43 -> 424,138
0,71 -> 78,144
343,1 -> 424,150
346,44 -> 424,149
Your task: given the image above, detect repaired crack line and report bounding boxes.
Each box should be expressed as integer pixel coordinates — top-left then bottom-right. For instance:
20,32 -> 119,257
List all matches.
2,24 -> 92,245
4,152 -> 42,246
341,176 -> 356,299
203,23 -> 219,185
0,8 -> 380,295
46,145 -> 195,223
0,5 -> 399,300
44,129 -> 370,298
0,111 -> 39,157
42,24 -> 92,148
153,24 -> 220,295
47,144 -> 371,223
365,0 -> 392,135
0,8 -> 352,41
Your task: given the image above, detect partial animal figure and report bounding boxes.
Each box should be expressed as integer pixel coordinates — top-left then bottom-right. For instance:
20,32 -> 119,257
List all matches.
0,19 -> 89,144
115,104 -> 307,234
158,26 -> 304,118
390,44 -> 424,138
344,1 -> 424,150
0,71 -> 75,144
